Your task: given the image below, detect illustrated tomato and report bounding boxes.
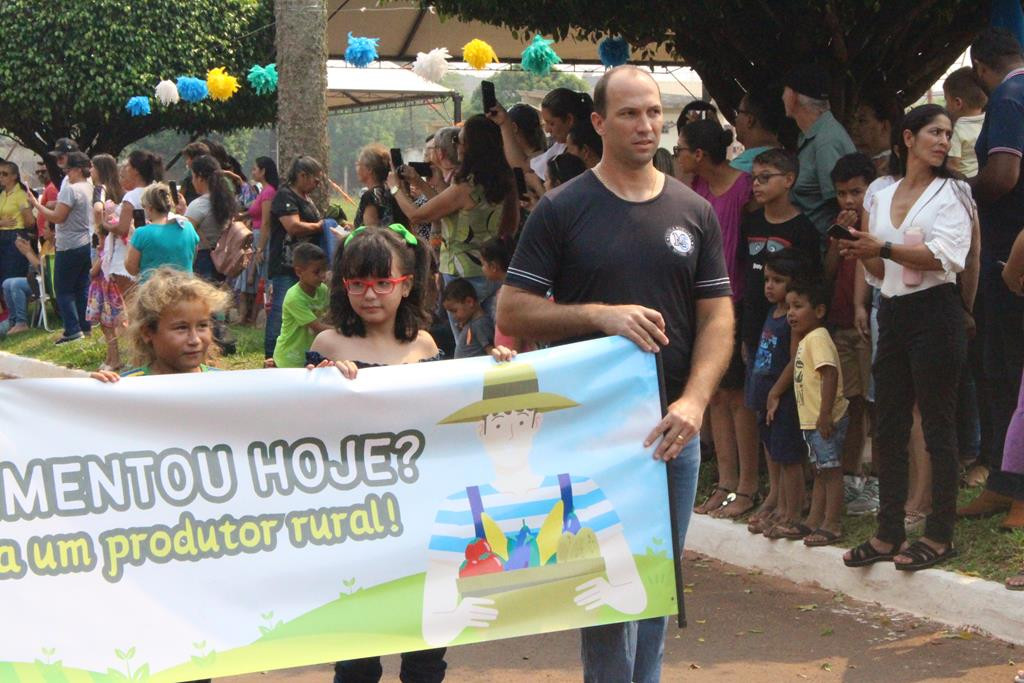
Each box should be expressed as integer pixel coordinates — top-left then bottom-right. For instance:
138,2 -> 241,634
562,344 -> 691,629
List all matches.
464,538 -> 492,561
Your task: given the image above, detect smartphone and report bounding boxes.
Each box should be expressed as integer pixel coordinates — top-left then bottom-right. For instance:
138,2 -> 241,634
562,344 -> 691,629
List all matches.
827,223 -> 856,241
389,148 -> 404,170
132,208 -> 147,228
169,180 -> 180,206
481,80 -> 497,112
408,161 -> 432,177
513,167 -> 528,198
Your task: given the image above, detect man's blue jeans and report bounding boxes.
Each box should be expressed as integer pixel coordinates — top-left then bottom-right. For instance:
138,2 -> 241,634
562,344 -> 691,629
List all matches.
54,244 -> 92,337
264,274 -> 298,359
580,436 -> 701,683
1,276 -> 31,325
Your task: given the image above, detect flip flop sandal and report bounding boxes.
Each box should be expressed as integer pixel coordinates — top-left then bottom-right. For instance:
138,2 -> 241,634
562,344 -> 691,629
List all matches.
747,510 -> 776,534
694,485 -> 732,515
1005,571 -> 1024,591
843,539 -> 898,567
779,522 -> 814,540
893,540 -> 958,571
803,528 -> 843,547
765,521 -> 811,540
711,491 -> 758,519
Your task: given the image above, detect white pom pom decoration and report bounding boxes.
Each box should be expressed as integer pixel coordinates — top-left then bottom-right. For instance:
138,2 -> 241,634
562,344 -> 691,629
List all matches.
412,47 -> 451,83
154,79 -> 180,106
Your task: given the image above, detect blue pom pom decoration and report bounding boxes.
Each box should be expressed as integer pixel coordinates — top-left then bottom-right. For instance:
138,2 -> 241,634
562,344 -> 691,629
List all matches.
125,96 -> 151,117
598,36 -> 630,68
345,32 -> 379,68
247,63 -> 278,95
176,76 -> 209,103
521,34 -> 562,76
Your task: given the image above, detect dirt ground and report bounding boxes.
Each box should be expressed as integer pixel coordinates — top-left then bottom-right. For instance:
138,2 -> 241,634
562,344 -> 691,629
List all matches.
225,552 -> 1019,682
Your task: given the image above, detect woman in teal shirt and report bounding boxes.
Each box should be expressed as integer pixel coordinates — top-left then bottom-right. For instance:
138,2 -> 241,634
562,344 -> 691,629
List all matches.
126,183 -> 199,280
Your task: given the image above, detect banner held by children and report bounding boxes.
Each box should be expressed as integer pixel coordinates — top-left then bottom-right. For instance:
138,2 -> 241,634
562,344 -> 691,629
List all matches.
0,336 -> 677,681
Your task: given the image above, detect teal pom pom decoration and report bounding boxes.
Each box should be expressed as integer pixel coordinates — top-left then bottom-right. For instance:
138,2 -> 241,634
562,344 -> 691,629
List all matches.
177,76 -> 209,103
598,36 -> 630,67
345,33 -> 379,68
125,96 -> 151,117
247,63 -> 278,95
521,34 -> 561,76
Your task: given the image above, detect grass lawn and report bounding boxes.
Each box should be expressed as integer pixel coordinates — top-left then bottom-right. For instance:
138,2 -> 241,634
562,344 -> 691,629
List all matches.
0,321 -> 266,372
694,457 -> 1024,584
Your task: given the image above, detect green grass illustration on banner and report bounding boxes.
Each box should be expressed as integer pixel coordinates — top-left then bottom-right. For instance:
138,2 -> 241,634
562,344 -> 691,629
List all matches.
0,554 -> 674,682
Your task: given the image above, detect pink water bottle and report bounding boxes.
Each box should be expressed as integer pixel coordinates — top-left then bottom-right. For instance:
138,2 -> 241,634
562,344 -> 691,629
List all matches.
902,227 -> 924,287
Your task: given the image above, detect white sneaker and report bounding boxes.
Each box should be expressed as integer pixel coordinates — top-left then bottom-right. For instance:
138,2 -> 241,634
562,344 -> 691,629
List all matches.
843,475 -> 863,505
847,477 -> 879,516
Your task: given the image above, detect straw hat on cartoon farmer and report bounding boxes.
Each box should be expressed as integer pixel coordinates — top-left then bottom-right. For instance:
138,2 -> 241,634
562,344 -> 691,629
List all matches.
439,362 -> 579,424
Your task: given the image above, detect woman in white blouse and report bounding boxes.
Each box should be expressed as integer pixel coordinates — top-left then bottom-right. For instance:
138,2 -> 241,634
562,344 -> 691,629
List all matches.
839,104 -> 972,572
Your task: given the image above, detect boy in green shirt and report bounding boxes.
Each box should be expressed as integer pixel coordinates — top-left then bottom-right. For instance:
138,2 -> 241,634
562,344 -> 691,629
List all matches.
272,243 -> 329,368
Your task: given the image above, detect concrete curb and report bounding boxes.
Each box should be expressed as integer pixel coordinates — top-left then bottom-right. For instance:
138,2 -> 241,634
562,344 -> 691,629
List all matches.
0,351 -> 88,379
686,514 -> 1024,645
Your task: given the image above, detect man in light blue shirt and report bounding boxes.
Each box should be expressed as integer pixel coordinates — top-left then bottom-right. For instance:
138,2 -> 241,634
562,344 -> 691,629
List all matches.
782,65 -> 857,235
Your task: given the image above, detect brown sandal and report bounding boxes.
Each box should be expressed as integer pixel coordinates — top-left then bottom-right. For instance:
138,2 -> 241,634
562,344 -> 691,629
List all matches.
694,485 -> 732,515
710,490 -> 758,519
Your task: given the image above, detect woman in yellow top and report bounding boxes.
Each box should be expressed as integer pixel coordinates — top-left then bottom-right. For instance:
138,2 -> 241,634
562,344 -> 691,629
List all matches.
0,161 -> 35,289
390,115 -> 519,355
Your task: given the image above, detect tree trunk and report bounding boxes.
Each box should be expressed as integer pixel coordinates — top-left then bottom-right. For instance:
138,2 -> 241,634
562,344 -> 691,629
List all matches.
275,0 -> 328,209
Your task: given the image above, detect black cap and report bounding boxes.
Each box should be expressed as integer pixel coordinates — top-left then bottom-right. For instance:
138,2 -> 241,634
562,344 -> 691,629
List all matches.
48,137 -> 79,157
784,64 -> 831,101
64,152 -> 91,169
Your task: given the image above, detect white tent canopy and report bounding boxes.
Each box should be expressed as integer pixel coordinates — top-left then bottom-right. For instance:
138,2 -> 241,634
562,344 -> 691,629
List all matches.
326,60 -> 457,113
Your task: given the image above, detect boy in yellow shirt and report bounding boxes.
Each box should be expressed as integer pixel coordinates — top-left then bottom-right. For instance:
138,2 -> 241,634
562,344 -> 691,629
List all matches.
787,279 -> 849,546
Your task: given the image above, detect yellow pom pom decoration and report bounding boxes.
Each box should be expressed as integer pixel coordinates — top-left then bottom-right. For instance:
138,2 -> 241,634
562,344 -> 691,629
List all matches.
462,38 -> 498,70
206,67 -> 240,102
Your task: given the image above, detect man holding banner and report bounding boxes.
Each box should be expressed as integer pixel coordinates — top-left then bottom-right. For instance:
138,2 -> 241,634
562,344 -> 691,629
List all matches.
499,65 -> 735,682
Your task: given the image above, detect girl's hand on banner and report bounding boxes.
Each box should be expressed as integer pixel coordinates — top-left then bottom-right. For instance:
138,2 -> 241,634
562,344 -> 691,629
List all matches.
489,346 -> 517,363
305,359 -> 359,380
90,370 -> 121,383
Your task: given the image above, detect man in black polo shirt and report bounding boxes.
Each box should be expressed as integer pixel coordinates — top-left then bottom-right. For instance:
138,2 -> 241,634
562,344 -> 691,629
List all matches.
958,27 -> 1024,531
500,65 -> 734,683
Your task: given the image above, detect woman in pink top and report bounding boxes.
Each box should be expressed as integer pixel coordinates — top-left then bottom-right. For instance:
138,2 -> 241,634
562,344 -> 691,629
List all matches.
676,118 -> 760,519
239,157 -> 278,325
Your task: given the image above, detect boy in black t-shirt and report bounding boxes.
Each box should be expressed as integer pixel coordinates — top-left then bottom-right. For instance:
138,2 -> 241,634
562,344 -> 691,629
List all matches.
741,149 -> 822,362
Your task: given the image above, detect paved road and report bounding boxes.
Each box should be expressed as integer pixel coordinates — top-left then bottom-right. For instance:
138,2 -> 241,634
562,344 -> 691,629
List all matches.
227,552 -> 1018,682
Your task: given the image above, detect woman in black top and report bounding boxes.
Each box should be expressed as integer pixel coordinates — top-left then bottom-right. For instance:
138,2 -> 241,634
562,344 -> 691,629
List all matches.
264,156 -> 325,361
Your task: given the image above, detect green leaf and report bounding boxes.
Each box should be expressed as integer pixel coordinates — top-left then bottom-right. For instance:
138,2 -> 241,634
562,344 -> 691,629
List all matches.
115,649 -> 127,661
820,627 -> 834,636
125,647 -> 136,660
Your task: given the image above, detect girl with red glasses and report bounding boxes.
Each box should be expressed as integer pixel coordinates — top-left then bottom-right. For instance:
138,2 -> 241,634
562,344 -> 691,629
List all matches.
307,224 -> 445,680
307,223 -> 440,378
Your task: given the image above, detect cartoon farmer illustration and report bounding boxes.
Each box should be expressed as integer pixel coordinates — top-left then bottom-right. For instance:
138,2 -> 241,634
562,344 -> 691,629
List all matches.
422,362 -> 647,647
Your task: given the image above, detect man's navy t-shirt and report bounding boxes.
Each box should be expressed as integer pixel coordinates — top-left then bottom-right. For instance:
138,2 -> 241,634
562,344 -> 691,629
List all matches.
975,68 -> 1024,266
506,171 -> 732,399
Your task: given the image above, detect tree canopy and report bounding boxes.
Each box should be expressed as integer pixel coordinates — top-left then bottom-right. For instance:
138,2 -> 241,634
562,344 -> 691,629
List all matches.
0,0 -> 276,161
426,0 -> 992,122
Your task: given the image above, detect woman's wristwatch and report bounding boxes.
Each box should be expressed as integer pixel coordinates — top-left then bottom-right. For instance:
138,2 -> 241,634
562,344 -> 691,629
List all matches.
880,241 -> 893,260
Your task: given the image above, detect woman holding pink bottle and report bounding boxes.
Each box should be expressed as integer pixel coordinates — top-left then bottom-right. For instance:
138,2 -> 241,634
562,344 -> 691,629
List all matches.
839,104 -> 974,572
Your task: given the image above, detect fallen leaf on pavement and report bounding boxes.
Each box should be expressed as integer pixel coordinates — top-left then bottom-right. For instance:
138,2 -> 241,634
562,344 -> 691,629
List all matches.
797,603 -> 818,612
821,662 -> 833,672
748,628 -> 764,634
821,627 -> 834,637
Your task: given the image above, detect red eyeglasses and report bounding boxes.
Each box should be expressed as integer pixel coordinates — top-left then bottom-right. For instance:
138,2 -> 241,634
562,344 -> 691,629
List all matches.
343,275 -> 411,295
